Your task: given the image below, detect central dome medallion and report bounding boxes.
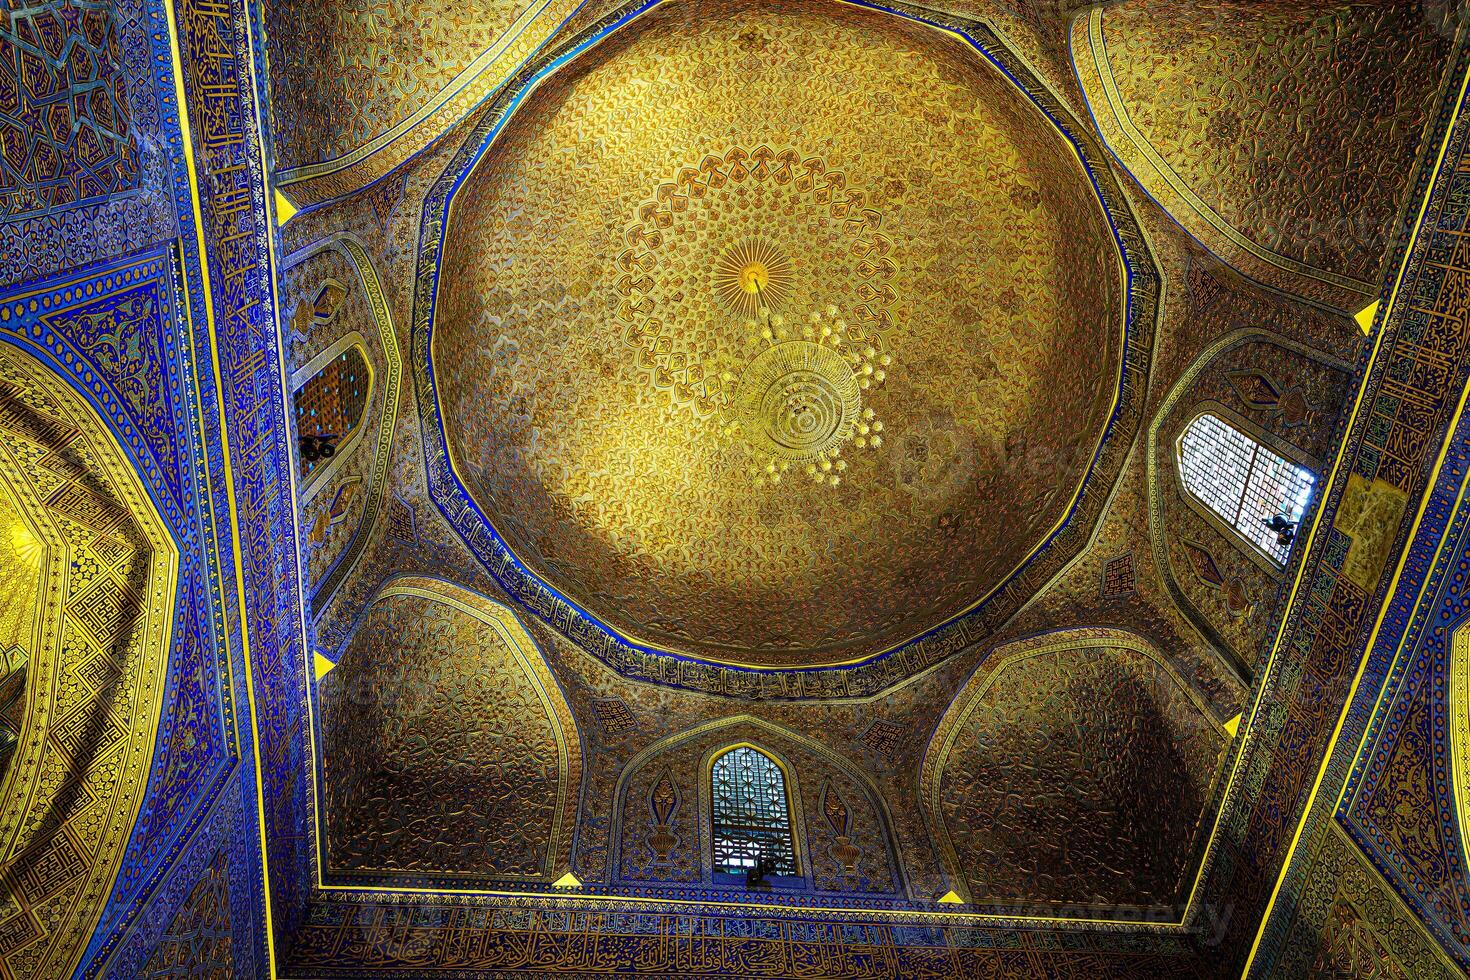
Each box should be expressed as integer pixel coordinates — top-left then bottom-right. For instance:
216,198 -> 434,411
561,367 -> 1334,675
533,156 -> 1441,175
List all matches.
432,0 -> 1126,668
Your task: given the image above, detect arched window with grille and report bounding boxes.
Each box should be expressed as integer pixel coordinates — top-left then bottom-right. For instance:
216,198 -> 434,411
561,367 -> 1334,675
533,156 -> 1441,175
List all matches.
292,344 -> 370,486
1177,411 -> 1315,564
710,745 -> 797,877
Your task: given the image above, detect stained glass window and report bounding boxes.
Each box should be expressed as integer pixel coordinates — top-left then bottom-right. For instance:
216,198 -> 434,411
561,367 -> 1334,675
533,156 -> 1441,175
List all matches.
1178,412 -> 1315,564
711,746 -> 797,876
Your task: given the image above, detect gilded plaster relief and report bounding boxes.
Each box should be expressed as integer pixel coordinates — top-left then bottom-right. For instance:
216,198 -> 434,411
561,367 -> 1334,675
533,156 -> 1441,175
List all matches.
0,0 -> 1462,964
317,577 -> 581,887
922,631 -> 1228,911
246,0 -> 1467,972
433,0 -> 1126,668
265,0 -> 583,204
0,344 -> 175,979
1073,0 -> 1457,310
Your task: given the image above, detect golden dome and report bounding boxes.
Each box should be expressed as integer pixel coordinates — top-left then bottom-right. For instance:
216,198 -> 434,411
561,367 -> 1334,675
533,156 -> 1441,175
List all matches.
433,0 -> 1125,667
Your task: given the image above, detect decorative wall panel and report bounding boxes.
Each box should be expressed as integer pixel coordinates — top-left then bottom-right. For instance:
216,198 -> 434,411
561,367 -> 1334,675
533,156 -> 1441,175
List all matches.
1268,825 -> 1461,979
316,577 -> 582,888
922,630 -> 1228,913
286,903 -> 1194,977
1073,0 -> 1456,310
0,0 -> 179,290
0,0 -> 140,220
137,848 -> 233,978
0,340 -> 175,979
0,232 -> 254,978
93,785 -> 256,979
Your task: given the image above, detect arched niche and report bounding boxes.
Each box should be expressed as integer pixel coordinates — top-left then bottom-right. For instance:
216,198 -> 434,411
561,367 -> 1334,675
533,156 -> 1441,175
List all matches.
1072,0 -> 1455,311
920,629 -> 1228,912
609,715 -> 906,898
316,576 -> 582,888
0,342 -> 176,979
283,236 -> 403,619
1149,329 -> 1353,679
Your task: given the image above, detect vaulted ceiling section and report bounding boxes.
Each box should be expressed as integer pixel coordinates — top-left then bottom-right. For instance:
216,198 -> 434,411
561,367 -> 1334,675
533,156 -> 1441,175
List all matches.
261,0 -> 1468,974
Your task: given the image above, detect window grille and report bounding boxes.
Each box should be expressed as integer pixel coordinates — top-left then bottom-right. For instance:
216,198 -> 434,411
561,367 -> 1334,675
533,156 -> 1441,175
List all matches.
711,746 -> 797,876
292,347 -> 369,479
1178,412 -> 1314,564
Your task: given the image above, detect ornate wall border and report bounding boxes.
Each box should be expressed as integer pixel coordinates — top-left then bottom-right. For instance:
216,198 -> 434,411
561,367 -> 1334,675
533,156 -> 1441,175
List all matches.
165,0 -> 316,958
407,0 -> 1161,698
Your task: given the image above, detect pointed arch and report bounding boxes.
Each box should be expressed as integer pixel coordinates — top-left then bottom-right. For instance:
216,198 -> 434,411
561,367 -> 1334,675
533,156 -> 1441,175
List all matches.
1147,328 -> 1352,681
608,715 -> 907,897
315,575 -> 582,888
921,628 -> 1228,911
283,235 -> 404,619
707,742 -> 799,877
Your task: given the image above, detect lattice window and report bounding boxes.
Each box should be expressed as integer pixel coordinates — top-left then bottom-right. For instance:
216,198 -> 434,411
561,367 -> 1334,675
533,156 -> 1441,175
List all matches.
292,347 -> 369,480
1177,412 -> 1314,564
710,746 -> 797,876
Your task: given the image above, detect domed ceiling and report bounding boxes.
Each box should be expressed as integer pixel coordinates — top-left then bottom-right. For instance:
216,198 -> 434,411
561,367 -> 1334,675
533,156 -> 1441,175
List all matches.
426,0 -> 1143,669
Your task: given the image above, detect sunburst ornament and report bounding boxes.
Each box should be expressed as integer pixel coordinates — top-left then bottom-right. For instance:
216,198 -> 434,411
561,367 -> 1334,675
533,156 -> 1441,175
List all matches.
715,238 -> 793,318
8,523 -> 41,566
725,306 -> 891,488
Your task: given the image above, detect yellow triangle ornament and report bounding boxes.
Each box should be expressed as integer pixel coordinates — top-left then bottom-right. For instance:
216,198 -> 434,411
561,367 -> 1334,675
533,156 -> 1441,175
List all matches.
1354,301 -> 1379,335
274,189 -> 299,226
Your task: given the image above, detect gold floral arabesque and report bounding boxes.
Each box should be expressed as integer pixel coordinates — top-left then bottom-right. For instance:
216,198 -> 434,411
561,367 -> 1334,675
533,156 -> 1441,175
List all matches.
621,146 -> 898,487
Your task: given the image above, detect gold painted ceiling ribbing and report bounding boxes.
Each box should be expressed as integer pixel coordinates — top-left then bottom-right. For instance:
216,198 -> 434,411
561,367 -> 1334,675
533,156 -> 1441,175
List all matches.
434,0 -> 1124,666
